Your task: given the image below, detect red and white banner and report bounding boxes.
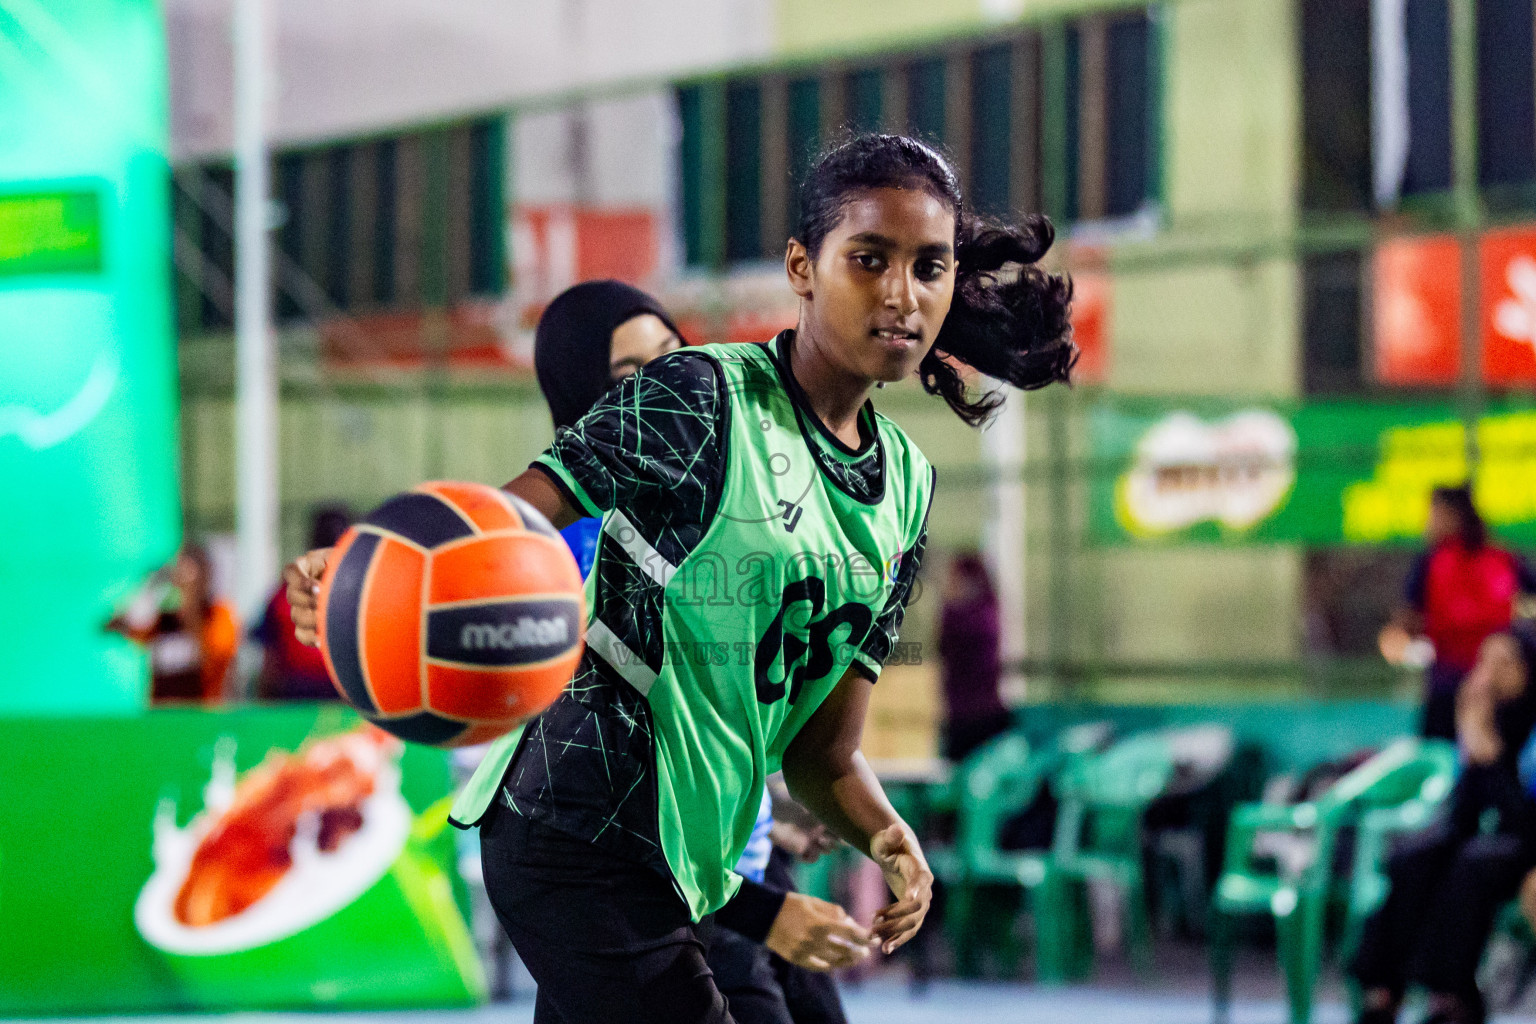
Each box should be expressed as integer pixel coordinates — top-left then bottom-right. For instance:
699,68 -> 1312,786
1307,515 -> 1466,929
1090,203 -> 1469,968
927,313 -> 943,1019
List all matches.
1373,233 -> 1461,386
1481,226 -> 1536,385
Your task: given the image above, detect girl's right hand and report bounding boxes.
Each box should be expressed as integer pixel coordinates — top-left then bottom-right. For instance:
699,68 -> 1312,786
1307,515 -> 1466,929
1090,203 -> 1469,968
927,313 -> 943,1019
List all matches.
283,548 -> 332,647
870,822 -> 933,954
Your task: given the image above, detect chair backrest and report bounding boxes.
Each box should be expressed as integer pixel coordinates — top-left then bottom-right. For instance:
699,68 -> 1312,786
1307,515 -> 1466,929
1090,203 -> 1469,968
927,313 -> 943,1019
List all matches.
1054,733 -> 1177,861
956,732 -> 1040,853
954,724 -> 1118,863
1316,738 -> 1457,817
1060,733 -> 1177,807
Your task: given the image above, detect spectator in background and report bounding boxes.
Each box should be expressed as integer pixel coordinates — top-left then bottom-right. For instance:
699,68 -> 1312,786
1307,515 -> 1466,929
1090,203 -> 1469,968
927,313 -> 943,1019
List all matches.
1351,623 -> 1536,1024
253,505 -> 353,700
1382,485 -> 1536,740
937,552 -> 1010,762
107,543 -> 240,704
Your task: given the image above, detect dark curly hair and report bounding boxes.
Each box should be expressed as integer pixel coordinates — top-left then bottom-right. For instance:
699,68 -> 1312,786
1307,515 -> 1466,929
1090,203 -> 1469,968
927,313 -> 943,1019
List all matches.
794,133 -> 1076,426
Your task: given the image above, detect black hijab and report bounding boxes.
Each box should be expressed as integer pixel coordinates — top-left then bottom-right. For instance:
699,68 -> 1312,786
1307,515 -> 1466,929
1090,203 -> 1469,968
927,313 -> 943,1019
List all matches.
533,280 -> 680,429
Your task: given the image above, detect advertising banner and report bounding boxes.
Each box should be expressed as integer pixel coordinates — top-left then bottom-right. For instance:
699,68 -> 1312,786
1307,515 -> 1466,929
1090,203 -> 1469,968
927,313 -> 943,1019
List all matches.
1482,225 -> 1536,384
0,705 -> 484,1014
1090,398 -> 1536,546
1373,234 -> 1462,386
0,0 -> 181,711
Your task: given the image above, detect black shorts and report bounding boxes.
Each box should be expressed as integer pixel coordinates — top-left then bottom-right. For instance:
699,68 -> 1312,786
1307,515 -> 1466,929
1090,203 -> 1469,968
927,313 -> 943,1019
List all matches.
480,798 -> 733,1024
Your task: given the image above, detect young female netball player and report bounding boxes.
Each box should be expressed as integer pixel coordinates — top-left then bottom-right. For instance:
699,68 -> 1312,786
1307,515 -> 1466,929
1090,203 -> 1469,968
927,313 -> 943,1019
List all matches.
531,278 -> 874,1023
285,133 -> 1075,1022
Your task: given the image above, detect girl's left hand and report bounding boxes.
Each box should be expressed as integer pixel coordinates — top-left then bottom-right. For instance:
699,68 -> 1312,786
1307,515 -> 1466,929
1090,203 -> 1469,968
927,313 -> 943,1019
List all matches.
869,822 -> 933,954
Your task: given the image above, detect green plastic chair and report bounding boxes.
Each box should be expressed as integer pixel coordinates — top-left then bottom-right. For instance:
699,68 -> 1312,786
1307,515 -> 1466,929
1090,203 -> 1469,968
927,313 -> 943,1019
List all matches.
1046,732 -> 1178,978
926,732 -> 1041,977
1210,738 -> 1456,1024
1339,740 -> 1459,963
929,723 -> 1111,981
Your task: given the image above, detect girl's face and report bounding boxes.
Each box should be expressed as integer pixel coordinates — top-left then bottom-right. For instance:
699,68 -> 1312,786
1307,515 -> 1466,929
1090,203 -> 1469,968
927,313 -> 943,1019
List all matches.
790,187 -> 956,383
609,314 -> 682,381
1427,498 -> 1458,545
171,552 -> 207,599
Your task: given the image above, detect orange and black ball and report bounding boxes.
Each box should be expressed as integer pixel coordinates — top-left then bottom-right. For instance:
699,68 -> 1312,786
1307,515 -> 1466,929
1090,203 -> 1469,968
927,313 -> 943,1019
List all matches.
317,482 -> 584,747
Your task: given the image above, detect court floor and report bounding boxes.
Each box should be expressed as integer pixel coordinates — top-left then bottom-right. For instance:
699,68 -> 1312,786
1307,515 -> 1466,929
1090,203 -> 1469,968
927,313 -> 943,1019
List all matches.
0,985 -> 1469,1024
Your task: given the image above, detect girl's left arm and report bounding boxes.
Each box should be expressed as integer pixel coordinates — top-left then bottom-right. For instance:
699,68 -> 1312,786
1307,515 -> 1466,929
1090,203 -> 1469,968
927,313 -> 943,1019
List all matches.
781,666 -> 933,953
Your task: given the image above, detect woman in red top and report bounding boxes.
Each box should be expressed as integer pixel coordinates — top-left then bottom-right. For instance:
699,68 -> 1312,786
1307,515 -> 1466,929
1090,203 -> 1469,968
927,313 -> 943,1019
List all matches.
1392,486 -> 1536,740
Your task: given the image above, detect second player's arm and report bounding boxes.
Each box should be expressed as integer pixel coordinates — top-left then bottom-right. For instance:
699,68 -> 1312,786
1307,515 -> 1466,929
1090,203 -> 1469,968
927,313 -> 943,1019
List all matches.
781,666 -> 933,953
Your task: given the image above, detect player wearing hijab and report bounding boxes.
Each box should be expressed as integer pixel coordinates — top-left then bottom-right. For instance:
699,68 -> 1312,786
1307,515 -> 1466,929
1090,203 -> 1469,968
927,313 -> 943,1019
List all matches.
533,280 -> 684,574
285,133 -> 1075,1023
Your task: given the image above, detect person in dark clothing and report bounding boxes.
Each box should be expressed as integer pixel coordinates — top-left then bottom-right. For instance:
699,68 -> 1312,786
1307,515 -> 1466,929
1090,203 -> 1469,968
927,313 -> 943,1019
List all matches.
532,280 -> 684,578
1384,485 -> 1536,740
1352,622 -> 1536,1024
937,552 -> 1011,762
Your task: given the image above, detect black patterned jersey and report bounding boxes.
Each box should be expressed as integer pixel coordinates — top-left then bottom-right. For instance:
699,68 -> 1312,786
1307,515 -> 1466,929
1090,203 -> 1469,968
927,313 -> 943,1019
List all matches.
489,334 -> 929,888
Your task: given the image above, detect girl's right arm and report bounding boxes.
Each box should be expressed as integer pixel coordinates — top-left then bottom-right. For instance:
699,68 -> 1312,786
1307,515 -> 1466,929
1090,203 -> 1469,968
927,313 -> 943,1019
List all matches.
284,468 -> 581,647
289,349 -> 724,647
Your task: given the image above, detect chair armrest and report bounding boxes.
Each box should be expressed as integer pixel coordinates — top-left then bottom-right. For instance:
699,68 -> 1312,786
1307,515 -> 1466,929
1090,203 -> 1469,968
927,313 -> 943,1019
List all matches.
1231,801 -> 1322,833
1357,799 -> 1437,838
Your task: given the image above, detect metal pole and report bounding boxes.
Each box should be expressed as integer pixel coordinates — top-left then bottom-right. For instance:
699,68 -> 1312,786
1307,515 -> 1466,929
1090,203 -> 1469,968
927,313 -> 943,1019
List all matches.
1449,0 -> 1484,456
981,387 -> 1029,704
233,0 -> 277,619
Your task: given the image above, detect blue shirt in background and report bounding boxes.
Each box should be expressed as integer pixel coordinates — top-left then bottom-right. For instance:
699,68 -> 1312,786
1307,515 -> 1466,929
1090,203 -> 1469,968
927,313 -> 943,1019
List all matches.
736,790 -> 775,883
560,517 -> 602,579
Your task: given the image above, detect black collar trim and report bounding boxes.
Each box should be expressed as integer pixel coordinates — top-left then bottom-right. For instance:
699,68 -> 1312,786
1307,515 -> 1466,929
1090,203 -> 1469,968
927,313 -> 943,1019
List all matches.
761,331 -> 886,506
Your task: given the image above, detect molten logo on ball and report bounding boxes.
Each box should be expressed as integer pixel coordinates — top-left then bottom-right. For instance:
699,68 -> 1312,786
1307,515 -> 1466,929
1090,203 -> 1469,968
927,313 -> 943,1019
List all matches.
427,599 -> 583,667
461,617 -> 571,652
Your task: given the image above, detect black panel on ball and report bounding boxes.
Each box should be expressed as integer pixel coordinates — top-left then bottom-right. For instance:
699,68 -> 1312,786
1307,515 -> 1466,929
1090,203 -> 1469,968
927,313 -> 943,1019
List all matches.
325,531 -> 380,714
373,711 -> 470,746
426,597 -> 583,666
366,492 -> 476,548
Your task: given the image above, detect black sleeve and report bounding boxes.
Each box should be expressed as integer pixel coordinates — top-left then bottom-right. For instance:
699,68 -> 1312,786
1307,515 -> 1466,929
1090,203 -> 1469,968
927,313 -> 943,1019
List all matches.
1404,551 -> 1431,610
714,877 -> 787,944
853,489 -> 932,682
530,349 -> 726,521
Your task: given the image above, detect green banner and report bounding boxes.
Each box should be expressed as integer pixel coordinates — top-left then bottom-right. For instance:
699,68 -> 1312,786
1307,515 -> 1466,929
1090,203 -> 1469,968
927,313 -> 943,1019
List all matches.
0,706 -> 485,1014
1090,399 -> 1536,546
0,0 -> 181,711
